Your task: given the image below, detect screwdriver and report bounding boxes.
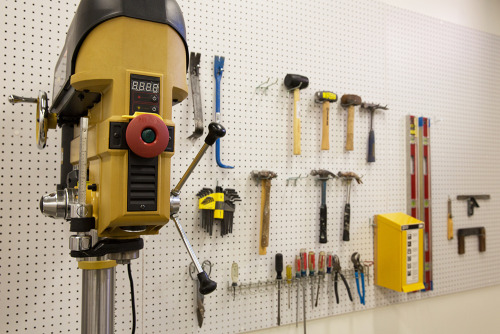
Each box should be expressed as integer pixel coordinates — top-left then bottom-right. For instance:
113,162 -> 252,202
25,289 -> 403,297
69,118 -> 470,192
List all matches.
315,251 -> 325,307
231,262 -> 238,301
275,253 -> 283,326
300,249 -> 308,334
295,256 -> 301,327
308,251 -> 315,308
286,264 -> 292,309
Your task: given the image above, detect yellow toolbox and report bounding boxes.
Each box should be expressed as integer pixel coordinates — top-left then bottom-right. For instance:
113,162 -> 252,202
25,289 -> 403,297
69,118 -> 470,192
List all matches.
374,213 -> 425,292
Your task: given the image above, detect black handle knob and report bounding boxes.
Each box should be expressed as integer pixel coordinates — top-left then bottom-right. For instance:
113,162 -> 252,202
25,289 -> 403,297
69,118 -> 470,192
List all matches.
343,203 -> 350,241
319,205 -> 327,243
205,122 -> 226,145
275,253 -> 283,279
197,272 -> 217,295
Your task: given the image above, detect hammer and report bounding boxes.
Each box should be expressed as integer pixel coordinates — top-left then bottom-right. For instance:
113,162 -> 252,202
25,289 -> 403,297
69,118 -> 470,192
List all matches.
361,102 -> 388,162
311,169 -> 337,243
338,171 -> 363,241
340,94 -> 362,151
314,91 -> 338,150
284,74 -> 309,155
251,170 -> 278,255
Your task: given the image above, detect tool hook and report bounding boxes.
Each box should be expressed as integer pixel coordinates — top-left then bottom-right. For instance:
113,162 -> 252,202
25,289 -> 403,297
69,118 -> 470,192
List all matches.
214,56 -> 234,169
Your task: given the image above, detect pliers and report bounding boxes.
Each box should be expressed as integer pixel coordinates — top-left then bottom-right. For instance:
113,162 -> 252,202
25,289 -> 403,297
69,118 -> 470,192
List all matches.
190,260 -> 213,327
351,252 -> 365,305
332,255 -> 352,304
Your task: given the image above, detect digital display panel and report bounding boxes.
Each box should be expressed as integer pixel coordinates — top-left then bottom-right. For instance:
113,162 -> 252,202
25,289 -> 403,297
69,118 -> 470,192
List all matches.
131,79 -> 160,93
129,74 -> 160,116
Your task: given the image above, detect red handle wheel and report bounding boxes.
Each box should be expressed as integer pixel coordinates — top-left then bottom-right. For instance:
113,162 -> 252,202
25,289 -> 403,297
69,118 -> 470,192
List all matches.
125,113 -> 169,158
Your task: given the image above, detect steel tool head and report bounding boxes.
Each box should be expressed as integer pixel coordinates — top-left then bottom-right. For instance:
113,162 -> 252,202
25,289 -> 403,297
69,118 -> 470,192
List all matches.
214,55 -> 225,77
340,94 -> 362,107
251,170 -> 277,180
338,171 -> 363,184
284,74 -> 309,90
361,102 -> 388,111
315,91 -> 337,103
310,169 -> 337,180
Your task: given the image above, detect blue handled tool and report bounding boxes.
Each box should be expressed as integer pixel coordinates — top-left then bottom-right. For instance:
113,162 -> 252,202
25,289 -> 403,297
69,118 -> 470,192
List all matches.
351,252 -> 365,305
361,102 -> 388,163
214,56 -> 234,169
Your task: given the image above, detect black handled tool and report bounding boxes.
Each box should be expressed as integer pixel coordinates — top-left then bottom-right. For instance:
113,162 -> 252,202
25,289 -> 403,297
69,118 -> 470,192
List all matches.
361,102 -> 388,162
456,195 -> 490,216
275,253 -> 283,326
311,170 -> 337,243
332,255 -> 352,304
338,172 -> 363,242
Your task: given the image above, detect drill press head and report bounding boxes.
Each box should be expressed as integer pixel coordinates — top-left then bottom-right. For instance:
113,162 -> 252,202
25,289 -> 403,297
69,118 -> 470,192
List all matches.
39,0 -> 190,239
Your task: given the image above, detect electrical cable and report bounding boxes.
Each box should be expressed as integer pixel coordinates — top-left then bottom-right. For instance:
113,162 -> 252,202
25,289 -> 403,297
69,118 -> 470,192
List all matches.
127,263 -> 136,334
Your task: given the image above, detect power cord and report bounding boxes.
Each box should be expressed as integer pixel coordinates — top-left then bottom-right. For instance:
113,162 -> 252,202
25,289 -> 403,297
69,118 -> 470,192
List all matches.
127,263 -> 136,334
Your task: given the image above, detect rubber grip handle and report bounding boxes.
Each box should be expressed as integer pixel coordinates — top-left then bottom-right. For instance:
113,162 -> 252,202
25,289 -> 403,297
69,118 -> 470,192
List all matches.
319,205 -> 327,243
367,129 -> 375,162
205,122 -> 226,145
197,272 -> 217,295
275,253 -> 283,279
343,203 -> 350,241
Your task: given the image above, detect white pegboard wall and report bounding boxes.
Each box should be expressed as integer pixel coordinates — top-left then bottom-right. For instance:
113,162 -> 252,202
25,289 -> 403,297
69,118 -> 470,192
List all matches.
1,0 -> 500,333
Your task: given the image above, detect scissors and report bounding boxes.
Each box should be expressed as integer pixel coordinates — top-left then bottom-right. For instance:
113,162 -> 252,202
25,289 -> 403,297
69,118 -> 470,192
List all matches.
190,260 -> 213,328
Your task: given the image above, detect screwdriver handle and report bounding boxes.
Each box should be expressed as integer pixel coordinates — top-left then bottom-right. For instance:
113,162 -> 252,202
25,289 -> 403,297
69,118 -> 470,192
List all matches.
275,253 -> 283,280
318,251 -> 325,274
286,265 -> 292,283
295,256 -> 301,279
326,252 -> 332,274
231,262 -> 239,285
300,249 -> 307,277
308,251 -> 315,276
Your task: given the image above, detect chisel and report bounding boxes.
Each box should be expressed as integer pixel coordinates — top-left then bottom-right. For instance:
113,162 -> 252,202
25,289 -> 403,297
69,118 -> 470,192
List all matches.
308,251 -> 315,308
286,264 -> 292,309
275,253 -> 283,326
448,196 -> 453,240
315,251 -> 325,307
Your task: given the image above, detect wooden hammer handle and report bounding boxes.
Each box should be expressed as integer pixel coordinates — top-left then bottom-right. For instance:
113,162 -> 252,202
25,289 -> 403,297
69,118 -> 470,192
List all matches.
259,179 -> 272,255
321,101 -> 330,150
345,105 -> 355,151
293,89 -> 301,155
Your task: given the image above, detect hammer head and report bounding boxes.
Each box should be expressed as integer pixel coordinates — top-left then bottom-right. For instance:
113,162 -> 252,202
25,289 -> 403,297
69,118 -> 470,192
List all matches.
338,171 -> 363,184
361,102 -> 389,111
315,91 -> 337,104
340,94 -> 362,108
251,170 -> 277,180
310,169 -> 337,179
284,74 -> 309,90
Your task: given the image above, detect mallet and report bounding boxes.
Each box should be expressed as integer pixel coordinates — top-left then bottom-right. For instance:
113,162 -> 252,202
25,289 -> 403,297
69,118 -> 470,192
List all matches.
314,91 -> 338,150
340,94 -> 362,151
284,74 -> 309,155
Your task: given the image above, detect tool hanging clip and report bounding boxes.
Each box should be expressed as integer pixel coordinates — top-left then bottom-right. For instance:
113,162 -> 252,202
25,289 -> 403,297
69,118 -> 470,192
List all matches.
214,55 -> 234,168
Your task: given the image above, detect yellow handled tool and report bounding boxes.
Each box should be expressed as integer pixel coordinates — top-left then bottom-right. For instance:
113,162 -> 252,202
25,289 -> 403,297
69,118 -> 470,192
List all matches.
284,74 -> 309,155
448,197 -> 453,240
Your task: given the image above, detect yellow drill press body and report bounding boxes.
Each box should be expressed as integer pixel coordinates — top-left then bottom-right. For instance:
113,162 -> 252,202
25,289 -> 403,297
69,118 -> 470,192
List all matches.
68,17 -> 188,237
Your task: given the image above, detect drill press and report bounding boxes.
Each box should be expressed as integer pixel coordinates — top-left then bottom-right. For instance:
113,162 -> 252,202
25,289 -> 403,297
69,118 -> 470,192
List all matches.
8,1 -> 218,333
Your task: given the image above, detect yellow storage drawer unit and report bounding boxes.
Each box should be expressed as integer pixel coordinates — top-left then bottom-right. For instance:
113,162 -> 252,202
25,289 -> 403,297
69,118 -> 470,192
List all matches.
374,213 -> 425,292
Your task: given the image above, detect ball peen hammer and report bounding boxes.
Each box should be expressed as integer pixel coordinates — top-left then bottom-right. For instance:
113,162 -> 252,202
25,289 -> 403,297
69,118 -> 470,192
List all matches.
340,94 -> 362,151
251,170 -> 278,255
314,92 -> 338,150
284,74 -> 309,155
361,102 -> 388,162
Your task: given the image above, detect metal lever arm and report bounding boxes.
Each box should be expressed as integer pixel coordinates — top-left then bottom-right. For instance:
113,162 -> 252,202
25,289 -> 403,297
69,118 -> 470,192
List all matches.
8,95 -> 38,104
169,123 -> 226,295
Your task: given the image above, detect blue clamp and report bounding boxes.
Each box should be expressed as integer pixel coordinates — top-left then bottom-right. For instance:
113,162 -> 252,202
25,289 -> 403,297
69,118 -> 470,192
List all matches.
214,55 -> 234,169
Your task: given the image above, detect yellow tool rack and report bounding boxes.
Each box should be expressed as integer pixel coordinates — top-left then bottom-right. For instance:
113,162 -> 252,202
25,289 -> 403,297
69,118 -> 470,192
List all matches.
374,213 -> 425,292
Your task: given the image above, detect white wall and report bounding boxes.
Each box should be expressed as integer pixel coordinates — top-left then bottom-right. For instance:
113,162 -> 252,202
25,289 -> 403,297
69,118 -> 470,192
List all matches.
249,1 -> 500,333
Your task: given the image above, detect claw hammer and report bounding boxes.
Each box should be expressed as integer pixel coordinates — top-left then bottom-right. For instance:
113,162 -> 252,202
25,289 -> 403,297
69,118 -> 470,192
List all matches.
251,170 -> 277,255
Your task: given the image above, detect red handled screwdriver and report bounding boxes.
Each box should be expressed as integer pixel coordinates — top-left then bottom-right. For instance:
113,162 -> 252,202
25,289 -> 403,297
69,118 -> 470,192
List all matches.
308,251 -> 315,308
315,251 -> 325,307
